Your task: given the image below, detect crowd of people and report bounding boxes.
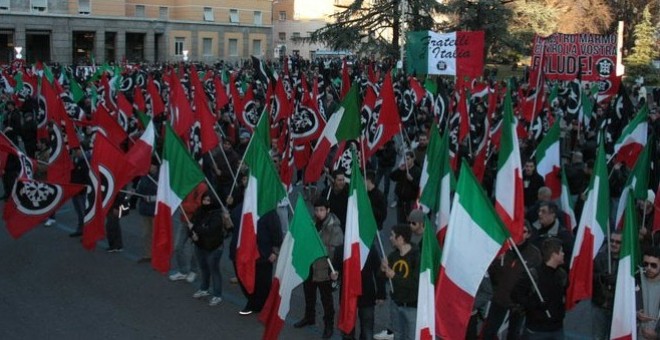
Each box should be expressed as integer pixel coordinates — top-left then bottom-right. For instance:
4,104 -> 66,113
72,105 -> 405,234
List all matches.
1,54 -> 660,339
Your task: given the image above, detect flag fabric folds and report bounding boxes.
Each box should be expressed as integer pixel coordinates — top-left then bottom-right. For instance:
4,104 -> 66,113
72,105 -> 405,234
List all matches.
415,216 -> 442,340
259,197 -> 327,340
566,141 -> 609,310
152,124 -> 205,273
435,163 -> 509,339
338,150 -> 378,333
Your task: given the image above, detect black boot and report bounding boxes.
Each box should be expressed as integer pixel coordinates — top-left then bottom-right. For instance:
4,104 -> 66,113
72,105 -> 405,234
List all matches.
294,317 -> 315,328
322,320 -> 333,339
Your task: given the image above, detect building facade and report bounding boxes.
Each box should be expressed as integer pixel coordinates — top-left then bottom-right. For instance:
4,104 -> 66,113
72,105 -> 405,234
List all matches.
272,0 -> 333,60
0,0 -> 273,64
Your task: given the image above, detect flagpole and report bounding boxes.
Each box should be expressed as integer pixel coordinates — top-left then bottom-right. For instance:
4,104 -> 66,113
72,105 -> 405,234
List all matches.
528,40 -> 546,137
507,238 -> 551,318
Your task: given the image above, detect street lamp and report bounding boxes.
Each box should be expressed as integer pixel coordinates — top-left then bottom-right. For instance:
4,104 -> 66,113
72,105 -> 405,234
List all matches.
182,50 -> 189,62
14,46 -> 23,59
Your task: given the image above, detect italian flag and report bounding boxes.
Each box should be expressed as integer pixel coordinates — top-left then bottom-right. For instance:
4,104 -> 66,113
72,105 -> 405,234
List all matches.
494,89 -> 525,243
237,125 -> 286,293
612,104 -> 648,169
338,150 -> 378,334
535,120 -> 561,200
435,162 -> 509,339
304,85 -> 360,183
566,141 -> 609,310
418,125 -> 454,243
614,142 -> 650,230
609,195 -> 640,340
126,116 -> 155,178
260,197 -> 327,340
152,124 -> 205,273
415,216 -> 442,340
560,170 -> 577,231
405,31 -> 485,78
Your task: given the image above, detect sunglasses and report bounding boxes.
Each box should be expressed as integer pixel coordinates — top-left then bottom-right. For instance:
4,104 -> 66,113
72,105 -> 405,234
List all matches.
643,261 -> 659,269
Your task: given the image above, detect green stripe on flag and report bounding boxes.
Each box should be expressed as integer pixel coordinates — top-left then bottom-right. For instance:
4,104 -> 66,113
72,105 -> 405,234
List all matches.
334,85 -> 361,142
244,125 -> 286,217
622,194 -> 640,276
349,149 -> 377,246
406,31 -> 430,75
497,87 -> 515,170
290,196 -> 328,280
536,120 -> 560,162
163,123 -> 205,198
457,162 -> 509,244
420,216 -> 442,280
592,141 -> 610,235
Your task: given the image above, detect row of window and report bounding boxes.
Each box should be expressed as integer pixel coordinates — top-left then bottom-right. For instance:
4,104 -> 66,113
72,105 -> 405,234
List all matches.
0,1 -> 264,25
174,38 -> 263,57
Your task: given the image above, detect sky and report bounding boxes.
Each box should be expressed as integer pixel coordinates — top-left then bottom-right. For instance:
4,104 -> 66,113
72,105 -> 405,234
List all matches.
294,0 -> 336,20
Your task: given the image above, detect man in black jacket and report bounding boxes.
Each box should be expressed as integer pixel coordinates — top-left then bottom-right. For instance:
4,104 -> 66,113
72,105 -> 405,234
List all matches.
512,237 -> 567,339
389,151 -> 421,223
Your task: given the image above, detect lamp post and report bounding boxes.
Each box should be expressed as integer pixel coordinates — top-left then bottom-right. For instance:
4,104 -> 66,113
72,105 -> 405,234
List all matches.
14,46 -> 23,59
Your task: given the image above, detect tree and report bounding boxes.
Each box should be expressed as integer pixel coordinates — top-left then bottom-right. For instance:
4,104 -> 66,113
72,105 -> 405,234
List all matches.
625,5 -> 657,66
305,0 -> 444,59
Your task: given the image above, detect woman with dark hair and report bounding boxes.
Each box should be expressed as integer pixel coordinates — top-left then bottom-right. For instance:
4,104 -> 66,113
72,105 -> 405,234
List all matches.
189,191 -> 227,306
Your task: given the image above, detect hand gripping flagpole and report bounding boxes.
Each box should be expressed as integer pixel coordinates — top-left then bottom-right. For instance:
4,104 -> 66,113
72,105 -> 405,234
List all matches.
508,238 -> 551,318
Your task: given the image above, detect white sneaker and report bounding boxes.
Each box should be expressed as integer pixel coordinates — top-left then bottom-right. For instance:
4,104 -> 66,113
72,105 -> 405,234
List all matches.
44,218 -> 56,227
185,272 -> 197,283
168,272 -> 187,281
374,329 -> 394,340
209,296 -> 222,306
192,290 -> 210,299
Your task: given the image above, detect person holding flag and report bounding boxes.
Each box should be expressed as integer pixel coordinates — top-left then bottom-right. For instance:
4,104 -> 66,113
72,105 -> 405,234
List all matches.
293,197 -> 343,339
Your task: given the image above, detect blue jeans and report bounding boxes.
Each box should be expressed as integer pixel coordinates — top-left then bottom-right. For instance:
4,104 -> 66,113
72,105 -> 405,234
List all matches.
173,219 -> 198,274
194,245 -> 223,297
390,303 -> 416,340
72,193 -> 85,232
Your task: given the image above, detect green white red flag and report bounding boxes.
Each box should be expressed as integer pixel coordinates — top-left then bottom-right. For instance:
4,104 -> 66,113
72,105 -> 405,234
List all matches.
304,85 -> 360,183
260,197 -> 327,340
415,216 -> 442,340
614,142 -> 650,229
612,104 -> 648,169
435,162 -> 509,339
237,126 -> 286,293
338,150 -> 378,333
418,124 -> 454,243
494,89 -> 525,243
609,194 -> 639,340
152,123 -> 205,273
566,141 -> 609,309
535,120 -> 561,200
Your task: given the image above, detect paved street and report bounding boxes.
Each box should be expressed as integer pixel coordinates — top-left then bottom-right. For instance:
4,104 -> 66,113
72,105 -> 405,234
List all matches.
1,192 -> 594,339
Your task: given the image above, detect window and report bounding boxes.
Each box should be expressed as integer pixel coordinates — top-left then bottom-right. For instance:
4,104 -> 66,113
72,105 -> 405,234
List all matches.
229,9 -> 239,23
292,32 -> 300,40
31,0 -> 47,12
252,40 -> 262,56
228,39 -> 238,57
202,38 -> 212,56
253,11 -> 262,25
278,32 -> 286,42
135,5 -> 145,17
278,11 -> 286,21
175,37 -> 184,56
159,7 -> 169,20
78,0 -> 90,14
0,0 -> 9,10
203,7 -> 214,21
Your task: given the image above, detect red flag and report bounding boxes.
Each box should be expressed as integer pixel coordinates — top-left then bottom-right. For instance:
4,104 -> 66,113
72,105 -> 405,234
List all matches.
146,75 -> 165,117
189,66 -> 220,154
213,76 -> 229,112
133,85 -> 146,113
99,73 -> 116,112
3,178 -> 84,238
168,72 -> 195,139
455,87 -> 469,144
46,123 -> 73,183
408,77 -> 426,106
237,84 -> 258,132
93,104 -> 128,148
126,119 -> 155,178
363,73 -> 400,160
